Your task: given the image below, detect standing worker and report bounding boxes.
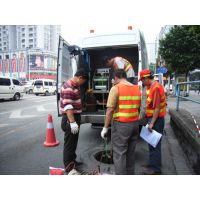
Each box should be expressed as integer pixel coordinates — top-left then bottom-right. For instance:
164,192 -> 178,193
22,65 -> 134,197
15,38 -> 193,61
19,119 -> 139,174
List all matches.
60,69 -> 88,170
101,69 -> 141,175
139,69 -> 167,175
103,56 -> 135,83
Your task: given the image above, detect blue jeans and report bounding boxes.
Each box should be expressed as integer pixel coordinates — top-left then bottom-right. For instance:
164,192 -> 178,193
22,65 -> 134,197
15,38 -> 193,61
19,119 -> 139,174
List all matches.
147,117 -> 165,173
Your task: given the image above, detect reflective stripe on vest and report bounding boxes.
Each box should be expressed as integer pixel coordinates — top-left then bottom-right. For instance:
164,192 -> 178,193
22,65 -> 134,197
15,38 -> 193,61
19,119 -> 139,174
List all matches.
146,82 -> 166,117
124,63 -> 132,72
113,83 -> 141,122
119,96 -> 141,100
113,112 -> 139,117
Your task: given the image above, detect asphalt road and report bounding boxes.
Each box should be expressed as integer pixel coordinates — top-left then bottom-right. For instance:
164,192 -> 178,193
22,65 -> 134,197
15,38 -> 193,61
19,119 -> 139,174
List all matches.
0,93 -> 194,175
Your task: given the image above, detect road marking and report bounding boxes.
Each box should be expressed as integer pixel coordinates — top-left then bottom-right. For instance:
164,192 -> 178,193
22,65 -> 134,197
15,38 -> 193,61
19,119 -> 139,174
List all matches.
37,105 -> 46,111
0,124 -> 8,128
9,110 -> 36,119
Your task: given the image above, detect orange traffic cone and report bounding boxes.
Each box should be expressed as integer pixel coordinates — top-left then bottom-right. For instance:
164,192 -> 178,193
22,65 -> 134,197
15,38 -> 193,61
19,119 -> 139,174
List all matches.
44,114 -> 59,147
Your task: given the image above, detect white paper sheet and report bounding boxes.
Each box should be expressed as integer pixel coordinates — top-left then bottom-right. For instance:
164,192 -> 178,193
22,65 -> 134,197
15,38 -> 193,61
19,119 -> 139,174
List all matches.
140,124 -> 162,148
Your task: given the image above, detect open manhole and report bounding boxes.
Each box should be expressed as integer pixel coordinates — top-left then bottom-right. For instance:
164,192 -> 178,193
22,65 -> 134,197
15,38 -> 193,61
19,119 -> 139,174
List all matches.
94,150 -> 113,164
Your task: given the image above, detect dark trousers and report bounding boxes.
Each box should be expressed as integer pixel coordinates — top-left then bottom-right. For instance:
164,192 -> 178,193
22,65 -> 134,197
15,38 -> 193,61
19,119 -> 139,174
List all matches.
147,117 -> 165,173
112,120 -> 139,175
61,114 -> 81,168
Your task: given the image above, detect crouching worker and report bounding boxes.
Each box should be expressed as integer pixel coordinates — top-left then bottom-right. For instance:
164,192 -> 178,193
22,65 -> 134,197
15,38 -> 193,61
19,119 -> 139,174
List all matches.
101,69 -> 141,175
60,69 -> 88,169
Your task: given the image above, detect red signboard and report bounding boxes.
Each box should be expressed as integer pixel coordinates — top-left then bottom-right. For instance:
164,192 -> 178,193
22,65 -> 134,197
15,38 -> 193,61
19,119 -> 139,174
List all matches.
11,59 -> 17,72
26,74 -> 56,80
5,59 -> 9,72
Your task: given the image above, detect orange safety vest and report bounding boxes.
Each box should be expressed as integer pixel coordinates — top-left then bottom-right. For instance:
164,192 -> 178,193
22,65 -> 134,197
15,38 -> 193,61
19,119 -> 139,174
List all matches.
113,83 -> 141,122
146,82 -> 167,117
113,57 -> 132,72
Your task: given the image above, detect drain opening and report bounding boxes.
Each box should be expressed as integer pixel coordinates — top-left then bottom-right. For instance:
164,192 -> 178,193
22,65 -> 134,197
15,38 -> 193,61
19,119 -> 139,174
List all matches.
94,150 -> 113,164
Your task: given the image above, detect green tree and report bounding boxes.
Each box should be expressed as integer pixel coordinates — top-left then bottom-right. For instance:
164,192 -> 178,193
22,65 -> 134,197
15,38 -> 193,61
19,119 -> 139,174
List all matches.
159,25 -> 200,78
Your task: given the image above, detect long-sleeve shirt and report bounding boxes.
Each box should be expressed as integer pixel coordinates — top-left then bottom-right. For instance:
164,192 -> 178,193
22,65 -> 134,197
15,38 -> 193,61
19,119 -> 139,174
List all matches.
60,79 -> 82,114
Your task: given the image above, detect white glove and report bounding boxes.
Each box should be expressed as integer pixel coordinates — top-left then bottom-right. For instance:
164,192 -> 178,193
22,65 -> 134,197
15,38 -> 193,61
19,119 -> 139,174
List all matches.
70,122 -> 79,134
101,127 -> 108,139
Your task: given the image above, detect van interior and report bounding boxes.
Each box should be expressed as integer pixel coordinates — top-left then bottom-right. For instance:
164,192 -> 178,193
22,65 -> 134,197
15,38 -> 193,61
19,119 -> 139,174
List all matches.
78,45 -> 139,116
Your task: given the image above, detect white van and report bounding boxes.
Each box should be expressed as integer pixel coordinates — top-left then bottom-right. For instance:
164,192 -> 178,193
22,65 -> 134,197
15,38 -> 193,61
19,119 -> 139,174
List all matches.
0,76 -> 25,101
33,79 -> 56,96
57,28 -> 148,127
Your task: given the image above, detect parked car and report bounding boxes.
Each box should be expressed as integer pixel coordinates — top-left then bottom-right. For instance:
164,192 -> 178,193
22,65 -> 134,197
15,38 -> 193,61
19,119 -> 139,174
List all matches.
0,76 -> 25,101
33,79 -> 56,96
24,80 -> 35,94
24,81 -> 35,94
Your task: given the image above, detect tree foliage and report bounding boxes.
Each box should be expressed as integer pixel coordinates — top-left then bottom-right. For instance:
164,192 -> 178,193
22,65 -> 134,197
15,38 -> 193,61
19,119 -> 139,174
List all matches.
159,25 -> 200,76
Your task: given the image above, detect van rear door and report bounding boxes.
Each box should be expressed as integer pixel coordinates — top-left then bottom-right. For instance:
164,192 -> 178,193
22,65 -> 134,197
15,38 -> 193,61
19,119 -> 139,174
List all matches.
57,36 -> 76,116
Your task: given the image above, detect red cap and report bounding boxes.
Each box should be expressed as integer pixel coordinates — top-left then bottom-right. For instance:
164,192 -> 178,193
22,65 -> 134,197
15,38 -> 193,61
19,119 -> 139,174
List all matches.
139,69 -> 152,81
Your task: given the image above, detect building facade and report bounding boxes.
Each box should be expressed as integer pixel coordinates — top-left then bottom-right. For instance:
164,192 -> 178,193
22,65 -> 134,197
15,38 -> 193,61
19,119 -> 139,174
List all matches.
0,25 -> 61,81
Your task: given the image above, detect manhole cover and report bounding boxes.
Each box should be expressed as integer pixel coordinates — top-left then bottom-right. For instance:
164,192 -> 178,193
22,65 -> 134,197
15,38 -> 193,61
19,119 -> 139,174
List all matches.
94,150 -> 113,164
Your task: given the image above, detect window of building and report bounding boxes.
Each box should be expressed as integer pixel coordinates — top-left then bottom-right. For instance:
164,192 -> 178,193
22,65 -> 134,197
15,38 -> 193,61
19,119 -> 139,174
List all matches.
0,44 -> 2,47
4,47 -> 7,51
3,31 -> 6,34
29,28 -> 33,32
22,28 -> 25,31
22,45 -> 25,48
29,39 -> 33,42
21,39 -> 25,43
22,33 -> 25,37
0,48 -> 2,51
3,26 -> 6,29
3,42 -> 6,45
29,45 -> 33,48
29,33 -> 33,37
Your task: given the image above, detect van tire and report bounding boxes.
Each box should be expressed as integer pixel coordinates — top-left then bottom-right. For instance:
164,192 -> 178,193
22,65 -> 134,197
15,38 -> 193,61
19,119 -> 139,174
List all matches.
29,89 -> 33,94
45,91 -> 49,96
35,94 -> 39,96
13,93 -> 20,101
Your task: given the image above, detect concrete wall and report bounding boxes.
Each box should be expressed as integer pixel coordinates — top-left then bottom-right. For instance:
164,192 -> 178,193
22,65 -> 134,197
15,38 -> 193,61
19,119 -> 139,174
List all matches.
169,109 -> 200,174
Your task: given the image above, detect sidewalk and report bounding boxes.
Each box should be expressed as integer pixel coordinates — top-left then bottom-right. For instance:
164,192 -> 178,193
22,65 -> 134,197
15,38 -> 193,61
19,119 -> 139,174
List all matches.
167,91 -> 200,118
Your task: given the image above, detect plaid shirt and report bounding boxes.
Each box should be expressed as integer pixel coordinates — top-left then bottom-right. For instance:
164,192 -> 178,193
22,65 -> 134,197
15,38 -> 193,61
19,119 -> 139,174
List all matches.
60,79 -> 82,114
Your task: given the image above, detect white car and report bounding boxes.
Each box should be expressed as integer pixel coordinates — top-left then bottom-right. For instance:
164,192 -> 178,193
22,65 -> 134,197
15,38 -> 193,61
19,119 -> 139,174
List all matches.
24,80 -> 35,94
33,79 -> 56,96
0,76 -> 25,101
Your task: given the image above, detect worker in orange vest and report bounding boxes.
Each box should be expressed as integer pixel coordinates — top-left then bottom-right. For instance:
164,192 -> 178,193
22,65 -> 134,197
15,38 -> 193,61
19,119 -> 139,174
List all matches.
103,56 -> 135,84
101,69 -> 141,175
139,69 -> 167,175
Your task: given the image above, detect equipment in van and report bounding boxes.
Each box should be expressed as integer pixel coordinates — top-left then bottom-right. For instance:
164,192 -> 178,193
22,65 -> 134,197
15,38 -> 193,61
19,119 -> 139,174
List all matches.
92,68 -> 111,92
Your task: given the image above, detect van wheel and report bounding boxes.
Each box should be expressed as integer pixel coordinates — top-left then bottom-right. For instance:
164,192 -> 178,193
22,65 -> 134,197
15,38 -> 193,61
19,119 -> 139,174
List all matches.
29,89 -> 33,94
14,93 -> 20,101
45,91 -> 49,96
35,94 -> 39,96
53,90 -> 56,95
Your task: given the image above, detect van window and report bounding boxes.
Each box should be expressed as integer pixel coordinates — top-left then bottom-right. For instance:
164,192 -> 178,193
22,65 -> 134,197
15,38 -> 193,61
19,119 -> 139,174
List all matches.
0,78 -> 11,86
34,80 -> 43,86
44,81 -> 48,86
13,79 -> 21,86
49,82 -> 53,86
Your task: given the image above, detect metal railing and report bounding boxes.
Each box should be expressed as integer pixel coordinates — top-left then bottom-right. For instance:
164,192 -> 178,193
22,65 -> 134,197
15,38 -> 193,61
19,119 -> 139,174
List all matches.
176,80 -> 200,111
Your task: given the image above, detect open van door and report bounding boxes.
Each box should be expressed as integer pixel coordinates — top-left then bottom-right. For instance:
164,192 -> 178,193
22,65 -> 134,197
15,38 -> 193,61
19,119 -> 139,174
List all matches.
57,36 -> 78,116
